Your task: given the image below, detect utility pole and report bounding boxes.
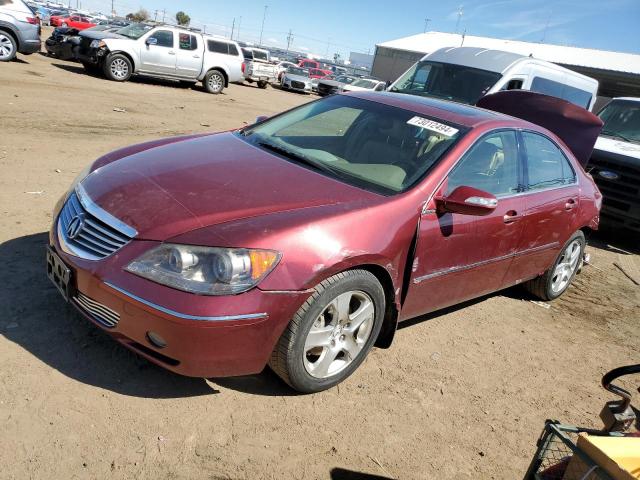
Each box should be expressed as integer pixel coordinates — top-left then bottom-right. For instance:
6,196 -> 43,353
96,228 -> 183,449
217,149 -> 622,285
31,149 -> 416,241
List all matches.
286,29 -> 293,54
161,9 -> 166,23
237,16 -> 242,41
111,0 -> 114,16
153,10 -> 158,22
259,5 -> 268,46
230,18 -> 235,40
455,5 -> 463,34
423,18 -> 431,33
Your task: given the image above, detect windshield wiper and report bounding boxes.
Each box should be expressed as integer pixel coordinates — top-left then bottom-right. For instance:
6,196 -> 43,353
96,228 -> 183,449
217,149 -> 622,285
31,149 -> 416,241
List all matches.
257,141 -> 341,176
602,130 -> 633,143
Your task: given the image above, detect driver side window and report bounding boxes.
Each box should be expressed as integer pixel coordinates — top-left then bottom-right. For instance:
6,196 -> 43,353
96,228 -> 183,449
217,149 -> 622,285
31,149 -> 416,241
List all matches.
150,30 -> 174,48
446,130 -> 520,197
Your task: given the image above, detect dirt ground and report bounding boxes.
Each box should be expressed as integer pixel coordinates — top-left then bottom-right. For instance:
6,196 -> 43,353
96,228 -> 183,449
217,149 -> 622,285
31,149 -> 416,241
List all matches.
1,39 -> 639,480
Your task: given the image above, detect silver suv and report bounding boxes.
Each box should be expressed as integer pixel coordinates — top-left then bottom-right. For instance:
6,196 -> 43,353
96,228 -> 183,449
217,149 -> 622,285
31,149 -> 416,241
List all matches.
0,0 -> 41,62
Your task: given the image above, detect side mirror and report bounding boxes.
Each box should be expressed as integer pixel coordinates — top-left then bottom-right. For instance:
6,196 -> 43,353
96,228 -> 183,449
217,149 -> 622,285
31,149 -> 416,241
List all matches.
145,37 -> 158,46
255,115 -> 269,123
435,186 -> 497,216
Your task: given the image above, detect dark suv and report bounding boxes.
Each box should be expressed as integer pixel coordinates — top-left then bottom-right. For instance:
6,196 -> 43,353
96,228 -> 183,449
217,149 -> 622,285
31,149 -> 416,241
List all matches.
0,0 -> 41,62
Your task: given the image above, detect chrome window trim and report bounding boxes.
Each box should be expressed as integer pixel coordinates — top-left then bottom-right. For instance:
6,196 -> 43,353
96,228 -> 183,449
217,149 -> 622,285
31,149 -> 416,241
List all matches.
413,241 -> 560,284
76,183 -> 138,238
104,282 -> 269,322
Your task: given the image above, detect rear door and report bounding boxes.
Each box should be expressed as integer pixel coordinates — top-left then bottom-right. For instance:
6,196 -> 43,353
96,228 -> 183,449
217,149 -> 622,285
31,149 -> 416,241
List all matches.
402,129 -> 527,319
175,32 -> 202,78
506,130 -> 581,283
139,29 -> 177,75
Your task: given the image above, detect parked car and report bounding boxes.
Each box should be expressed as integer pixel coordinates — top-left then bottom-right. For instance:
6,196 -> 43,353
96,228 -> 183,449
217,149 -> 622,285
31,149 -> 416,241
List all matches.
44,26 -> 79,59
342,78 -> 386,92
242,47 -> 278,88
390,46 -> 599,110
317,74 -> 357,96
0,0 -> 41,62
280,66 -> 313,93
51,14 -> 95,29
311,73 -> 333,93
308,67 -> 332,79
276,60 -> 296,80
76,24 -> 244,94
587,97 -> 640,232
47,91 -> 602,393
298,58 -> 320,70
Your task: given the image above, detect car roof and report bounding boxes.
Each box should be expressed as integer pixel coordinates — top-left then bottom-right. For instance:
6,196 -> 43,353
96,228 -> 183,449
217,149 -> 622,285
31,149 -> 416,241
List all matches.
347,91 -> 518,128
424,47 -> 524,73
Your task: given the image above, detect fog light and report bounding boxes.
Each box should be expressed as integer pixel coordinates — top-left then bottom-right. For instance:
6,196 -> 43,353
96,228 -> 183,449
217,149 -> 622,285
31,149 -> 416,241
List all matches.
146,331 -> 167,349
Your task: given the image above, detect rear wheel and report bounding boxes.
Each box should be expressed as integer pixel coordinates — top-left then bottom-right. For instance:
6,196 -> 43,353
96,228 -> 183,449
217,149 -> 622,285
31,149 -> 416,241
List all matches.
269,270 -> 384,393
524,231 -> 585,301
257,80 -> 268,89
0,31 -> 17,62
103,53 -> 132,82
203,69 -> 225,94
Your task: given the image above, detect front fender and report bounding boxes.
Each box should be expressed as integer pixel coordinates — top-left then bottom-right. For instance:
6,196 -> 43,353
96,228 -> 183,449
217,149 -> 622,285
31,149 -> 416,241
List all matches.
102,39 -> 140,70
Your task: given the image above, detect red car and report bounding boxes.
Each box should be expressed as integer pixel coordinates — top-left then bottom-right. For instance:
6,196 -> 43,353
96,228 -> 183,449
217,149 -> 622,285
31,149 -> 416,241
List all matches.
47,91 -> 602,393
50,14 -> 96,30
308,67 -> 332,79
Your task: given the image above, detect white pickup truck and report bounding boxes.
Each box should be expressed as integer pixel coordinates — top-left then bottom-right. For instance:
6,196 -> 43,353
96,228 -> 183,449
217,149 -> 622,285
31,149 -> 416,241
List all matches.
241,47 -> 278,88
77,24 -> 244,94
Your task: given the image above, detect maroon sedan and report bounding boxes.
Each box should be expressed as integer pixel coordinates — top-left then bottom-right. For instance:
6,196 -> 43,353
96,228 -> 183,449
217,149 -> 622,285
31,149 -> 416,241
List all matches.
47,92 -> 602,393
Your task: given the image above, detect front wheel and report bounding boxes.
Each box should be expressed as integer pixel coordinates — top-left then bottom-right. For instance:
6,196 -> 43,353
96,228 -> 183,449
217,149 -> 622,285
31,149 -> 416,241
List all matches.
269,270 -> 385,393
0,31 -> 17,62
257,80 -> 268,89
103,53 -> 132,82
524,231 -> 585,301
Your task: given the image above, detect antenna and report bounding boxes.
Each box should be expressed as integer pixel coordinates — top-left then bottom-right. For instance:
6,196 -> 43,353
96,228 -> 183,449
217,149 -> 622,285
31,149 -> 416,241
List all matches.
423,18 -> 431,33
455,5 -> 464,34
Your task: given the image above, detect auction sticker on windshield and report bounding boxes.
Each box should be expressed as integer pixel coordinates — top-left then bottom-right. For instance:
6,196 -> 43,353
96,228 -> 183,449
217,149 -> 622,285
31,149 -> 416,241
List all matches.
407,116 -> 459,137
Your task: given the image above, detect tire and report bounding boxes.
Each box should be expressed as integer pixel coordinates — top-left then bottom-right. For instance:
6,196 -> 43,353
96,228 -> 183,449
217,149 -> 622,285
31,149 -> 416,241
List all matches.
269,269 -> 385,393
257,80 -> 268,89
102,53 -> 132,82
523,230 -> 585,301
0,30 -> 17,62
203,69 -> 225,94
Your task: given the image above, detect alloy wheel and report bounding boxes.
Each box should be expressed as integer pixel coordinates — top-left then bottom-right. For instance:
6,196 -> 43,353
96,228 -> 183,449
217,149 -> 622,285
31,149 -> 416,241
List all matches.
303,290 -> 375,378
0,33 -> 15,61
550,239 -> 582,294
110,58 -> 129,79
207,73 -> 224,93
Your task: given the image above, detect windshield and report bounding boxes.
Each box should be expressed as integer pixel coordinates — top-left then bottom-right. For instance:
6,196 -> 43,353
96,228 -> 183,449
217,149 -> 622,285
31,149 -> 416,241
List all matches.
116,23 -> 153,39
239,95 -> 466,195
391,60 -> 503,104
287,67 -> 308,76
597,100 -> 640,144
351,79 -> 378,89
336,76 -> 355,84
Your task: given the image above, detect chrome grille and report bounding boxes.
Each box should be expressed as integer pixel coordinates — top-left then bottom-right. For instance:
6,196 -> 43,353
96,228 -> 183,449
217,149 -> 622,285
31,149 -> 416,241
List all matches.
75,292 -> 120,328
58,185 -> 136,260
291,80 -> 306,89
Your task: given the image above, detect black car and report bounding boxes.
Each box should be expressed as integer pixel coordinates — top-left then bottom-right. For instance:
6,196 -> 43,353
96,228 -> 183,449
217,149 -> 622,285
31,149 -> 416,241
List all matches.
45,27 -> 81,60
317,75 -> 357,96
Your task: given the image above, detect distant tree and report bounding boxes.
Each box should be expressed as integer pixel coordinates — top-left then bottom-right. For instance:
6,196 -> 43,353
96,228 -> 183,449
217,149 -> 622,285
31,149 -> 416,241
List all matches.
176,11 -> 191,26
126,9 -> 149,22
333,53 -> 342,64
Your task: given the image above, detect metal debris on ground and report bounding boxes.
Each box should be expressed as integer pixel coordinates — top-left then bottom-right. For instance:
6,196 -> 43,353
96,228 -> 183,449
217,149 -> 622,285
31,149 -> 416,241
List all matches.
113,107 -> 127,113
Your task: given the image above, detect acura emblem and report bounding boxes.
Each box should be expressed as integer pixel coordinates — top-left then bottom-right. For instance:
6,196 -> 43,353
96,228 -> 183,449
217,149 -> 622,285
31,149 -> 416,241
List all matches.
66,213 -> 86,239
598,170 -> 619,181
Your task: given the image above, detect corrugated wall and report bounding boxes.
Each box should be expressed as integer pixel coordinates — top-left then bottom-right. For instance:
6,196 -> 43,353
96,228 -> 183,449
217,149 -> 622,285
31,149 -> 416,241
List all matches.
371,47 -> 425,82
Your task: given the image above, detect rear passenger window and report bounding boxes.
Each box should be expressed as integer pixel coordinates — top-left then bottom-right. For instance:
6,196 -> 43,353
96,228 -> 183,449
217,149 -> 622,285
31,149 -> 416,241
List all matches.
522,132 -> 576,191
150,30 -> 174,48
179,33 -> 197,50
208,40 -> 230,55
447,131 -> 520,197
530,77 -> 592,109
228,44 -> 239,56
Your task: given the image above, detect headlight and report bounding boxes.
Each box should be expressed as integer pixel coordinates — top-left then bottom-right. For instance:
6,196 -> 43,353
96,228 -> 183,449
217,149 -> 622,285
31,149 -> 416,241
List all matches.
90,40 -> 106,49
126,244 -> 281,295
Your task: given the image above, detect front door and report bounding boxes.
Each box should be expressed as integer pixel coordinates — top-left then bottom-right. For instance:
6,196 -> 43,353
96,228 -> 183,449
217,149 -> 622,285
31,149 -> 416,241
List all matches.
506,131 -> 581,284
402,130 -> 526,320
139,30 -> 177,75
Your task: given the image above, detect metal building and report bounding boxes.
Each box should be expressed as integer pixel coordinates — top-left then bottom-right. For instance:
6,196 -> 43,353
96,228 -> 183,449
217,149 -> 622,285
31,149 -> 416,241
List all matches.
371,31 -> 640,99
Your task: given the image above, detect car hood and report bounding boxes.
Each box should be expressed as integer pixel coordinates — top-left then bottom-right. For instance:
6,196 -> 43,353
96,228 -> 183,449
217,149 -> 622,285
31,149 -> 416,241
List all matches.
79,29 -> 128,40
284,74 -> 311,83
80,132 -> 376,241
319,80 -> 344,87
594,136 -> 640,160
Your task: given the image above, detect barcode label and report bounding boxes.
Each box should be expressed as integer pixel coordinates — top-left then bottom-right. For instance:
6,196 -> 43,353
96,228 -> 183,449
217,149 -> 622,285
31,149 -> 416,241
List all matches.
407,116 -> 459,137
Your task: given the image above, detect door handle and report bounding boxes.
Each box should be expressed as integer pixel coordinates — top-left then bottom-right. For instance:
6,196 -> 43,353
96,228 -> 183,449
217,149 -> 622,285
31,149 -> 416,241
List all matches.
168,51 -> 176,55
193,55 -> 201,58
565,198 -> 577,210
503,210 -> 521,224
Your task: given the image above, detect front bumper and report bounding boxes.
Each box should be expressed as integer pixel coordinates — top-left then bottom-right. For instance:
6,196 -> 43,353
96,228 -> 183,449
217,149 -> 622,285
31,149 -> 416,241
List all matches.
48,223 -> 310,378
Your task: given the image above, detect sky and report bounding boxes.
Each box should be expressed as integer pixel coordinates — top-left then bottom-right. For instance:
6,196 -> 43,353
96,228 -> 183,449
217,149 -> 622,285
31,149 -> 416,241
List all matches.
72,0 -> 640,59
